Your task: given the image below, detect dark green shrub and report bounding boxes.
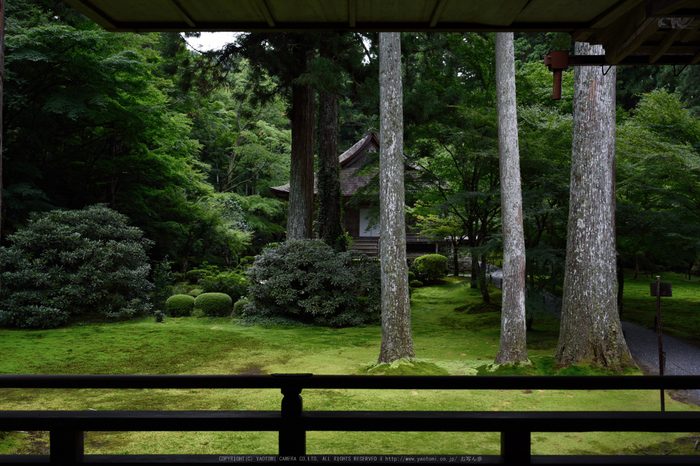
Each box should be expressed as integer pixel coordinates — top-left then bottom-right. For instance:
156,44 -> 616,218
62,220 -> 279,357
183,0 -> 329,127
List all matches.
187,288 -> 204,297
408,271 -> 416,281
0,205 -> 153,329
151,256 -> 174,312
185,269 -> 208,284
233,298 -> 249,317
166,294 -> 195,317
413,254 -> 447,283
240,256 -> 256,266
194,292 -> 233,317
199,270 -> 247,302
410,280 -> 424,288
246,239 -> 380,327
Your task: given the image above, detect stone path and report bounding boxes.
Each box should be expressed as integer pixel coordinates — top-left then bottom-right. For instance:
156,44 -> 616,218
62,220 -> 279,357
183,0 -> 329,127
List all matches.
622,321 -> 700,402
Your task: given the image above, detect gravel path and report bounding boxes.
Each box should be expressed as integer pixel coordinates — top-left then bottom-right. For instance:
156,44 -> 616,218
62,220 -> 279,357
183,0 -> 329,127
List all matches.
622,321 -> 700,402
478,268 -> 699,402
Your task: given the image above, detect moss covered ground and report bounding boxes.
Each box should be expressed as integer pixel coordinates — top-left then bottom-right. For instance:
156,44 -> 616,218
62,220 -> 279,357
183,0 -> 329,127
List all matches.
0,277 -> 698,456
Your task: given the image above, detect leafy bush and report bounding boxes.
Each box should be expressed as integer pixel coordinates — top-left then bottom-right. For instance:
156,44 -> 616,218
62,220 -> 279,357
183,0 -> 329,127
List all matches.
0,205 -> 153,328
199,269 -> 247,302
233,298 -> 249,317
185,269 -> 208,284
408,271 -> 416,281
410,280 -> 424,288
166,294 -> 195,317
413,254 -> 447,283
194,292 -> 233,317
187,289 -> 204,297
240,256 -> 255,266
246,239 -> 380,327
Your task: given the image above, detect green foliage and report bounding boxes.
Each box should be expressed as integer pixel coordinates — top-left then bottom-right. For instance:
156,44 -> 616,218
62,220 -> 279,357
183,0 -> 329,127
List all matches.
408,271 -> 416,281
616,90 -> 700,272
0,205 -> 153,328
246,239 -> 380,327
194,292 -> 233,318
409,280 -> 424,288
233,298 -> 250,317
199,269 -> 248,303
165,294 -> 195,317
187,289 -> 204,297
185,270 -> 208,284
151,256 -> 175,312
413,254 -> 448,283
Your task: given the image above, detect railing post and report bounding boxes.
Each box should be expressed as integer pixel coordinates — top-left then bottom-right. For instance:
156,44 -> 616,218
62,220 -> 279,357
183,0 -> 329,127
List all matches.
50,429 -> 83,464
280,385 -> 306,457
501,430 -> 530,464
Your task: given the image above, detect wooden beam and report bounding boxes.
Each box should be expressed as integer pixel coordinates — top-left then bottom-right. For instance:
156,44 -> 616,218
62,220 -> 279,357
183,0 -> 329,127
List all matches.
680,24 -> 700,42
255,0 -> 276,28
429,0 -> 448,28
609,16 -> 660,63
165,0 -> 197,28
691,48 -> 700,64
650,28 -> 683,62
65,0 -> 117,29
589,2 -> 646,48
571,29 -> 594,42
348,0 -> 356,28
588,0 -> 647,29
647,0 -> 696,16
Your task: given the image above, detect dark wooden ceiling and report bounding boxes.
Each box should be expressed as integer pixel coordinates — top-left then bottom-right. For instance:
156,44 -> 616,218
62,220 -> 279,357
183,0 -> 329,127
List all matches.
63,0 -> 700,65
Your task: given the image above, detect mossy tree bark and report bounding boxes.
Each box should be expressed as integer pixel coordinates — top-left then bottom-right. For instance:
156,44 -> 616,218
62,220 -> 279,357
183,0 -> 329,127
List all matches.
555,42 -> 631,368
377,32 -> 415,364
287,50 -> 315,240
494,32 -> 528,365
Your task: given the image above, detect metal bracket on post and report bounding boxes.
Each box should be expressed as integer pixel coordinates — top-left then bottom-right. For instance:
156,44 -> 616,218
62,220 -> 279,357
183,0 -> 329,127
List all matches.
544,50 -> 569,100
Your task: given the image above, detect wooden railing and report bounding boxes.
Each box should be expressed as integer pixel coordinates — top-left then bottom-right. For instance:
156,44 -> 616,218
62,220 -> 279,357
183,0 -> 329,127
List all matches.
1,374 -> 699,465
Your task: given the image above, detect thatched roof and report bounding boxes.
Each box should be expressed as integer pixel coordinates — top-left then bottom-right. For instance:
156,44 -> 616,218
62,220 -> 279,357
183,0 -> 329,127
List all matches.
270,132 -> 379,200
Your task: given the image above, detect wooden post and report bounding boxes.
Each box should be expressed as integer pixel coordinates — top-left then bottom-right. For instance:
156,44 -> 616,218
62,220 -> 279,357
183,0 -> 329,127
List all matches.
501,430 -> 531,464
656,276 -> 665,412
279,385 -> 305,457
50,429 -> 84,464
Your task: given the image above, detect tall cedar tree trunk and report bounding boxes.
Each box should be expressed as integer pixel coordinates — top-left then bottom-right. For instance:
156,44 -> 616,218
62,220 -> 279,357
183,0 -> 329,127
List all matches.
494,32 -> 528,365
317,39 -> 346,251
0,0 -> 5,255
555,42 -> 631,367
287,50 -> 315,240
377,32 -> 415,364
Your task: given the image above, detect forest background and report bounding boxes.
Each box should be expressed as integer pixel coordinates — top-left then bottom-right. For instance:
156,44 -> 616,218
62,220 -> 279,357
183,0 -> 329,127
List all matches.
3,0 -> 700,315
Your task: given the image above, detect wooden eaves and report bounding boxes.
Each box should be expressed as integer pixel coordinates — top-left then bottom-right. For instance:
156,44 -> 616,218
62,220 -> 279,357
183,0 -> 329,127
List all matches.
61,0 -> 700,66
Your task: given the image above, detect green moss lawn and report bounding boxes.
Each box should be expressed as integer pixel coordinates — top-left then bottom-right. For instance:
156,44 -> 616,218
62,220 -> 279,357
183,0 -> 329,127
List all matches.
0,277 -> 698,456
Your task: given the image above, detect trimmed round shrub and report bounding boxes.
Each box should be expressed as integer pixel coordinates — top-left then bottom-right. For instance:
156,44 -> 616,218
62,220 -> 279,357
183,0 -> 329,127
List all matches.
166,294 -> 195,317
185,269 -> 208,284
0,204 -> 153,329
246,239 -> 380,327
413,254 -> 448,283
410,280 -> 424,288
187,288 -> 204,297
194,292 -> 233,317
233,298 -> 249,317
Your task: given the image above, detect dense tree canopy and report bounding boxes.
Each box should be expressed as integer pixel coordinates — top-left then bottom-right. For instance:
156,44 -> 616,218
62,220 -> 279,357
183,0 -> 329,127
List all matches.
2,1 -> 700,357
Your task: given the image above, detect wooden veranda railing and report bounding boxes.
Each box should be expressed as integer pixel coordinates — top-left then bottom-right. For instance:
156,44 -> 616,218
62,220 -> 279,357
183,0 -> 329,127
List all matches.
1,374 -> 699,465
